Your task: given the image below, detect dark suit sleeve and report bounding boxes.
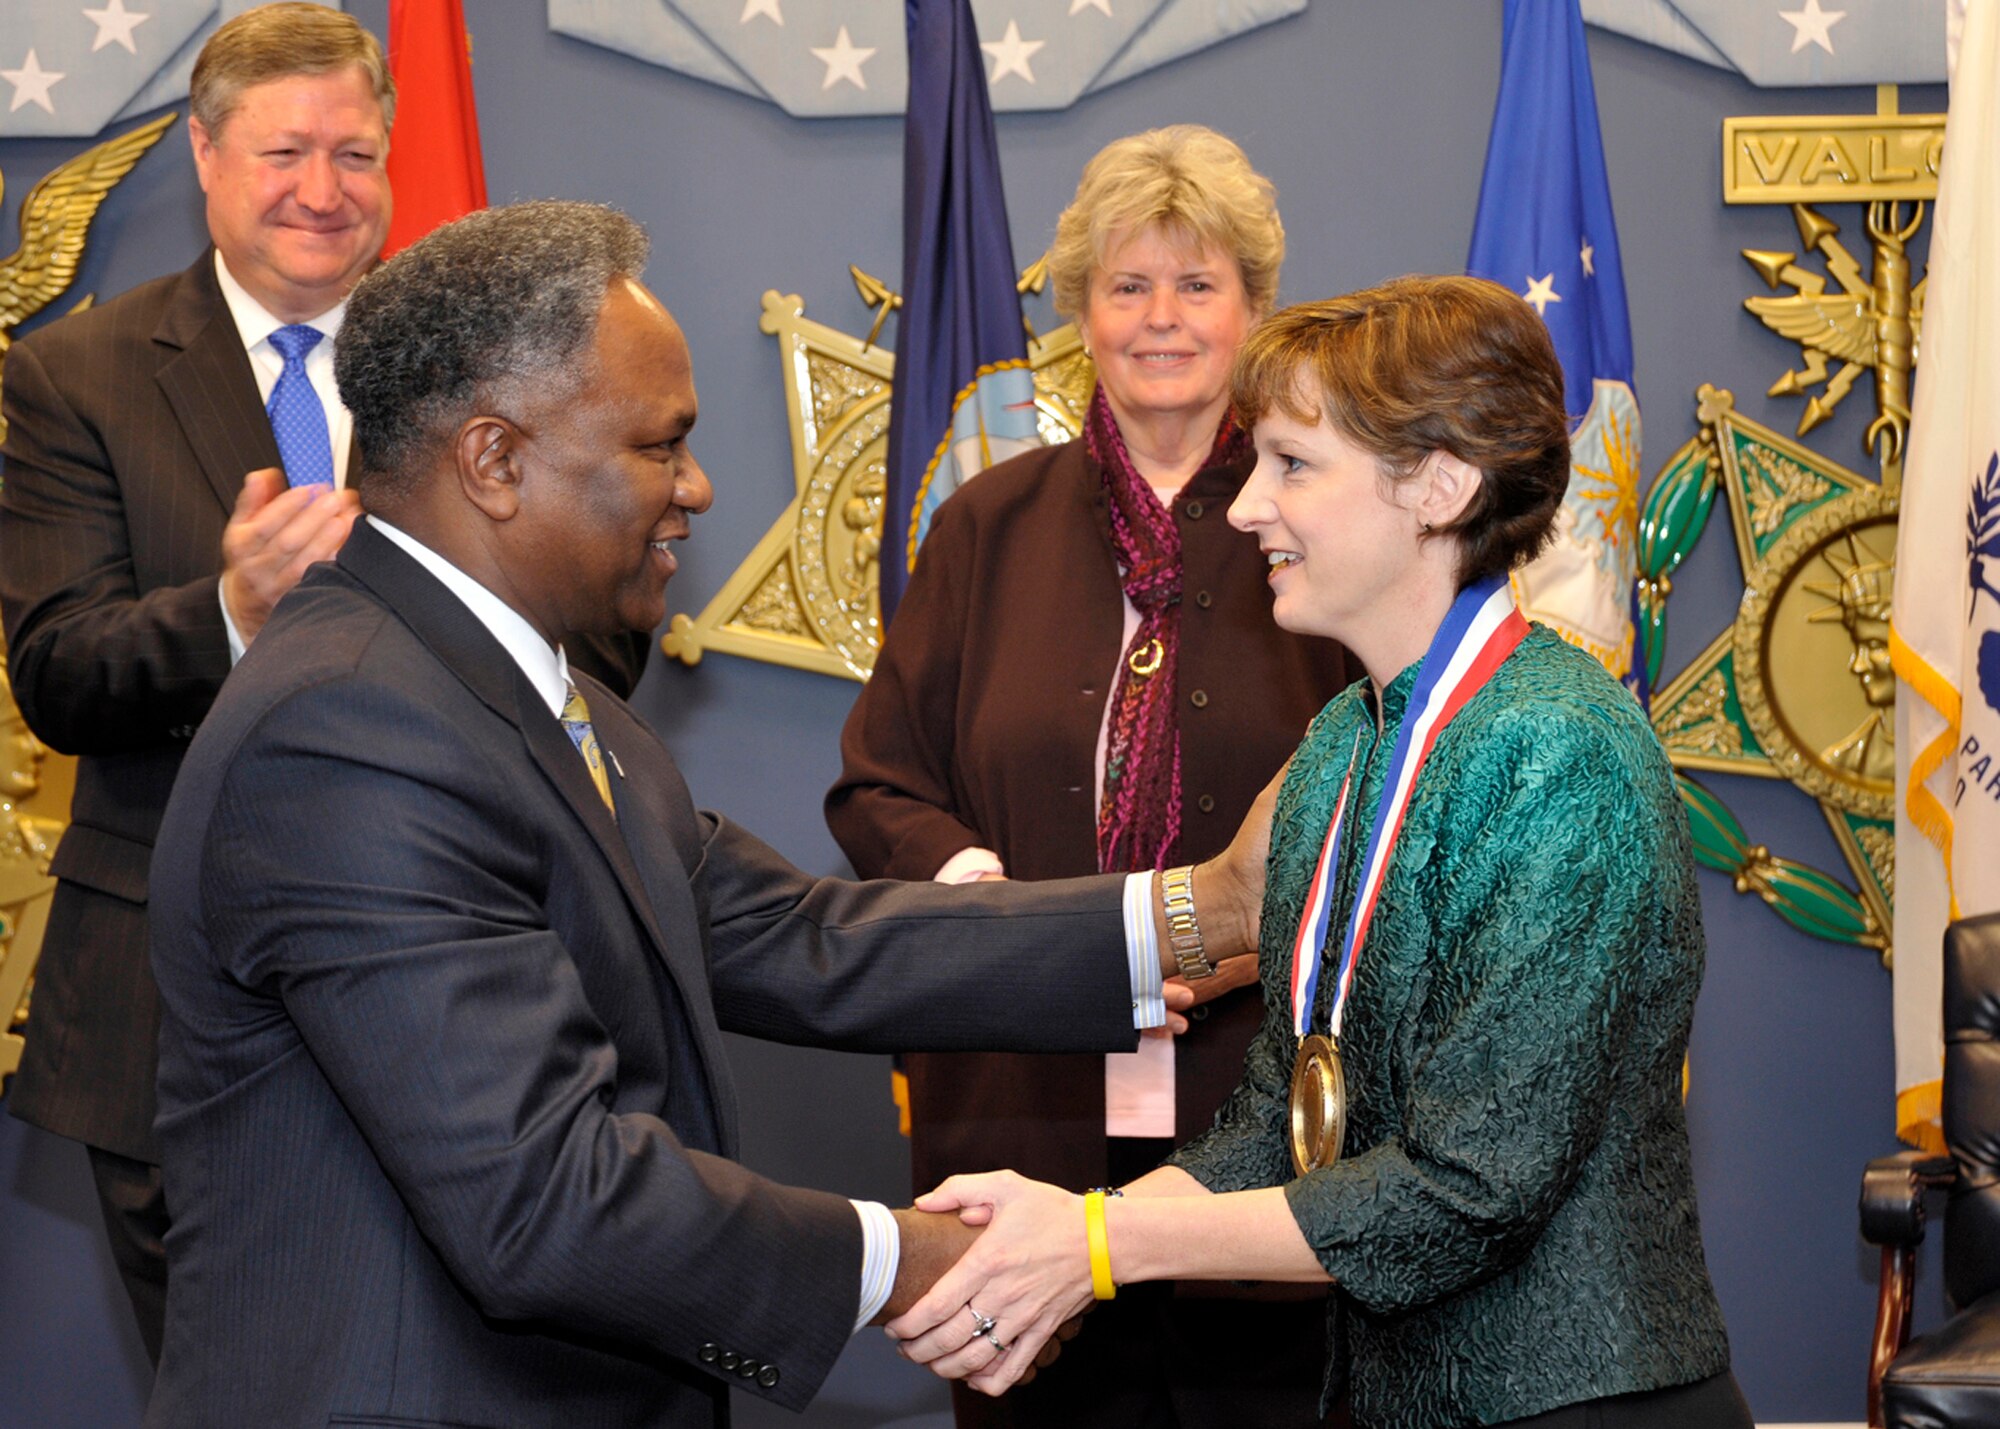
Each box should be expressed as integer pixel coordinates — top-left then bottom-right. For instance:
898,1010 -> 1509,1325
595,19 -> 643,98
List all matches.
699,812 -> 1139,1053
825,495 -> 988,880
194,676 -> 863,1401
0,334 -> 232,754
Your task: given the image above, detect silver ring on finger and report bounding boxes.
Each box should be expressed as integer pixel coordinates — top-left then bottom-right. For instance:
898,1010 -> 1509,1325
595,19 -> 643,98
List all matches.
967,1305 -> 997,1338
980,1326 -> 1011,1355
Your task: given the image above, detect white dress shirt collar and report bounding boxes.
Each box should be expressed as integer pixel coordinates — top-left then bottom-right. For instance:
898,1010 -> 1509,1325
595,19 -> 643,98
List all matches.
367,515 -> 574,719
213,248 -> 346,349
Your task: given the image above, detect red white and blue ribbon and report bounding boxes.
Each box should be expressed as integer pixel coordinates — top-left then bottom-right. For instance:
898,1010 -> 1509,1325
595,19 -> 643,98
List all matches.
1289,575 -> 1530,1041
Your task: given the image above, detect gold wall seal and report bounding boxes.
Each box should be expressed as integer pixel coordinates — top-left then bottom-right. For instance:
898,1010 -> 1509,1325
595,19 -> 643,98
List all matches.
664,287 -> 1093,681
1732,487 -> 1899,820
1647,388 -> 1894,957
1637,88 -> 1935,964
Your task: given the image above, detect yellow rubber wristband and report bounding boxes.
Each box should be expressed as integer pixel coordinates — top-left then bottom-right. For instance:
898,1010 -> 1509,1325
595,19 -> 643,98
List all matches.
1085,1190 -> 1116,1301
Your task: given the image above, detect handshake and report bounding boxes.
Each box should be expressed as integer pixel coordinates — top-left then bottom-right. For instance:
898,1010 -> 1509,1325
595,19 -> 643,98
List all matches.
879,1173 -> 1129,1397
875,1153 -> 1328,1398
867,764 -> 1295,1396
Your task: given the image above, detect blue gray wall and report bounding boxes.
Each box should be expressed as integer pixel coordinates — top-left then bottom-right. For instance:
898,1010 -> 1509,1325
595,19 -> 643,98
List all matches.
0,1 -> 1947,1423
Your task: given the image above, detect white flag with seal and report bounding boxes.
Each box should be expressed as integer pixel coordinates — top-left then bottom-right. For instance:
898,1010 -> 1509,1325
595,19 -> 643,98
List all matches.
1890,0 -> 2000,1155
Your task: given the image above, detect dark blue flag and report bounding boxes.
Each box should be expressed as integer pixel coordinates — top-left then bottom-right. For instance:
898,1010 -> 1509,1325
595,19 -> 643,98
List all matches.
880,0 -> 1041,622
1467,0 -> 1644,694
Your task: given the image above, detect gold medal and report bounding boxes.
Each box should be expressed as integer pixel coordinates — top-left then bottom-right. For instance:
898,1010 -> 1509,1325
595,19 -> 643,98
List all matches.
1288,1033 -> 1346,1176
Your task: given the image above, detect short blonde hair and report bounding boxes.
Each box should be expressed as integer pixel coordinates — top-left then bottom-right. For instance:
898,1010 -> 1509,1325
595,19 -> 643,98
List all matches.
191,3 -> 395,137
1048,126 -> 1283,320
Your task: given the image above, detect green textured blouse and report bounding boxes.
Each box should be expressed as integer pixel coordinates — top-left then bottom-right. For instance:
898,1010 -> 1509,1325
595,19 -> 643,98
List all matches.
1169,626 -> 1730,1429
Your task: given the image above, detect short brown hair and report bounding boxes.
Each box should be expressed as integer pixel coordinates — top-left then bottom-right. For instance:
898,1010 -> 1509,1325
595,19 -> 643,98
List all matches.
1231,275 -> 1570,587
1048,126 -> 1283,320
191,3 -> 395,137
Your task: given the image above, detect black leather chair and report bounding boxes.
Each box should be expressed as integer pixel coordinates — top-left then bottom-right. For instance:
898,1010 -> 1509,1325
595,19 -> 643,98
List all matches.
1862,911 -> 2000,1427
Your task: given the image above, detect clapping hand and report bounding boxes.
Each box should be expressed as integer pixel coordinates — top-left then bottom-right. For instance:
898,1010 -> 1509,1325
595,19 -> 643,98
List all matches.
220,468 -> 362,646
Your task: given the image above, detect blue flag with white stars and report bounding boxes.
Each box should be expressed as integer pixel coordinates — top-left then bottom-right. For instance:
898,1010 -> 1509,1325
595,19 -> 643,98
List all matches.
1468,0 -> 1644,689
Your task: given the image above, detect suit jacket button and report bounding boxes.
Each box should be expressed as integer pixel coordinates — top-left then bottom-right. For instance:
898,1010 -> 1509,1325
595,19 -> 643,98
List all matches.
736,1358 -> 760,1379
757,1365 -> 780,1389
1194,590 -> 1213,609
1188,689 -> 1209,709
698,1343 -> 720,1364
718,1350 -> 741,1371
1196,794 -> 1216,813
1184,500 -> 1205,519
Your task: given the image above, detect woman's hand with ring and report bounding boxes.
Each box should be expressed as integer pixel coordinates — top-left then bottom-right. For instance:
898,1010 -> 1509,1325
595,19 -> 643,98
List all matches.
884,1171 -> 1097,1394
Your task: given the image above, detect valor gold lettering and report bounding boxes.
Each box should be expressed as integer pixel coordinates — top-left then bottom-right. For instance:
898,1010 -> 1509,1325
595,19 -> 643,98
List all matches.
1868,135 -> 1919,183
1801,136 -> 1858,185
1745,134 -> 1800,186
1722,115 -> 1943,203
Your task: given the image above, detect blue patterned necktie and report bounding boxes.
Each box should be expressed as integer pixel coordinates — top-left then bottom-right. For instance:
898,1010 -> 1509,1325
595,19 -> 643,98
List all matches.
266,324 -> 334,488
559,683 -> 616,817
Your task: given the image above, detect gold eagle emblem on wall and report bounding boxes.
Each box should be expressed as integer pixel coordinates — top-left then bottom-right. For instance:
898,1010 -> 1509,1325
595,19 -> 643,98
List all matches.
1743,200 -> 1925,473
0,111 -> 177,443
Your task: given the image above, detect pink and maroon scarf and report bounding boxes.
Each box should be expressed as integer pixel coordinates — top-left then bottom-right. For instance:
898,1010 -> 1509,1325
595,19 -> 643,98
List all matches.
1086,385 -> 1248,873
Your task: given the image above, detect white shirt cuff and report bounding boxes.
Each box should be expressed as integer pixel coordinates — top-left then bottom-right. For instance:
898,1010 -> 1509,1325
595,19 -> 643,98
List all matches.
852,1198 -> 899,1331
1124,870 -> 1166,1030
219,578 -> 247,665
933,847 -> 1005,884
856,874 -> 1158,1330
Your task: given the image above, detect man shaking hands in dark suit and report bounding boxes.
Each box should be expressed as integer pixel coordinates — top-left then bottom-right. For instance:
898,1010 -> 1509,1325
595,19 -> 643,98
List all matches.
144,200 -> 1274,1429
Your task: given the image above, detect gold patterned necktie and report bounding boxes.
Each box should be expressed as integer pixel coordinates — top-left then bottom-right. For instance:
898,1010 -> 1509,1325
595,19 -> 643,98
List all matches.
558,682 -> 616,816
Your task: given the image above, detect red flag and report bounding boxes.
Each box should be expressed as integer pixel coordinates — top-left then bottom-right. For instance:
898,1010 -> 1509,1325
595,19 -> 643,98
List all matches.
382,0 -> 487,257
